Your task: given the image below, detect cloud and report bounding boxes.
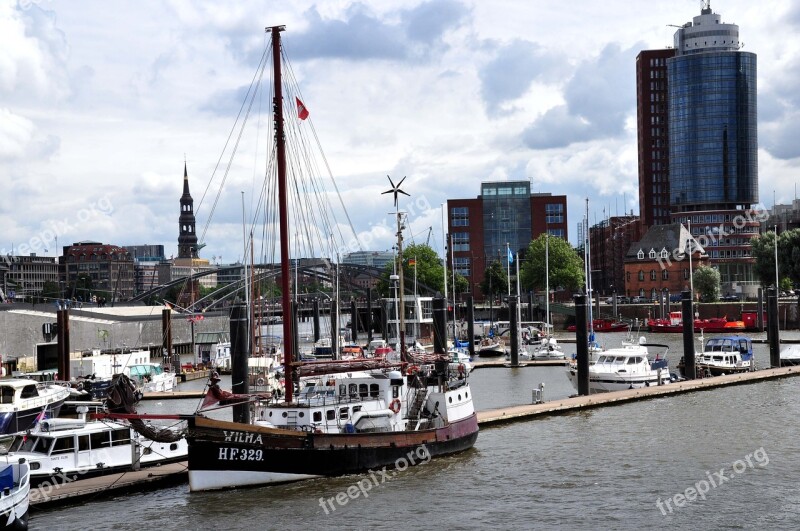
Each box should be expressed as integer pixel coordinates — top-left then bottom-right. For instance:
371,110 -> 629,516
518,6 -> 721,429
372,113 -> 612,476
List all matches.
520,42 -> 639,149
0,108 -> 59,162
478,39 -> 565,114
0,3 -> 71,103
401,0 -> 469,45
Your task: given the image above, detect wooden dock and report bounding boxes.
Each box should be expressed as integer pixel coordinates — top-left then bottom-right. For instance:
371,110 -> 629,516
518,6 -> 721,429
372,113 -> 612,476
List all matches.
30,462 -> 188,508
472,359 -> 567,369
477,365 -> 800,427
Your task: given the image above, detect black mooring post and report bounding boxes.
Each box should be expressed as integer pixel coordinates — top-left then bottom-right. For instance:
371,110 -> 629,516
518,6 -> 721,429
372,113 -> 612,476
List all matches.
56,309 -> 70,380
509,297 -> 519,366
350,298 -> 358,344
575,295 -> 589,396
681,290 -> 695,379
757,287 -> 764,332
432,296 -> 446,354
768,287 -> 780,368
466,294 -> 475,360
312,298 -> 320,343
366,288 -> 373,344
330,299 -> 338,360
665,289 -> 670,317
230,303 -> 250,424
292,301 -> 299,362
612,290 -> 618,318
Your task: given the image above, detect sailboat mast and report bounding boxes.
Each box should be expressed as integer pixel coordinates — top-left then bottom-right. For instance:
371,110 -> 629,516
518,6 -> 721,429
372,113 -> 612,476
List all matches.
396,206 -> 407,360
270,25 -> 294,403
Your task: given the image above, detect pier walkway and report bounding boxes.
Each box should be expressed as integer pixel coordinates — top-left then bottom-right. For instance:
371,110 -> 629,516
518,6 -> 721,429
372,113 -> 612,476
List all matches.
477,365 -> 800,427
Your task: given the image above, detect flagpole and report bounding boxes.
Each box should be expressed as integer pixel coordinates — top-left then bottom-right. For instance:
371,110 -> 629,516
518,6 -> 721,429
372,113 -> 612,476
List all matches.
506,243 -> 511,296
442,204 -> 448,339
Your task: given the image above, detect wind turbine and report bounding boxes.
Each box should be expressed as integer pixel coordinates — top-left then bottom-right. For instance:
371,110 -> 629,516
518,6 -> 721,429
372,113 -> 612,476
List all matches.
382,175 -> 410,207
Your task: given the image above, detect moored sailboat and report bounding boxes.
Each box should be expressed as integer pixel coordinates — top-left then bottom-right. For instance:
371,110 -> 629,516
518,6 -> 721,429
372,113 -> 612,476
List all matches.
136,26 -> 478,491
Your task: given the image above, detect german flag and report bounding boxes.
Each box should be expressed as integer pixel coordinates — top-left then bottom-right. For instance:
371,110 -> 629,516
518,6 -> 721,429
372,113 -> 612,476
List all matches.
408,258 -> 417,266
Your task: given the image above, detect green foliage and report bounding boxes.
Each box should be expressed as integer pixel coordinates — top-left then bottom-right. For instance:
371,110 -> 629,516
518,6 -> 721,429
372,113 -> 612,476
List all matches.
519,234 -> 584,292
693,266 -> 721,302
39,280 -> 60,302
752,228 -> 800,288
480,260 -> 508,297
375,243 -> 462,297
780,277 -> 794,293
751,231 -> 779,287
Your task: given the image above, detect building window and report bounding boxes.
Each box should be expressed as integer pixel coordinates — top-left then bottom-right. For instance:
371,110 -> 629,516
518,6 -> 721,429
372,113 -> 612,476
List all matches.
660,248 -> 668,259
545,204 -> 564,224
637,250 -> 644,260
662,270 -> 669,280
547,228 -> 564,238
683,268 -> 689,279
451,207 -> 469,227
454,257 -> 470,277
452,232 -> 470,252
638,271 -> 644,281
626,271 -> 631,281
650,270 -> 657,281
649,249 -> 656,259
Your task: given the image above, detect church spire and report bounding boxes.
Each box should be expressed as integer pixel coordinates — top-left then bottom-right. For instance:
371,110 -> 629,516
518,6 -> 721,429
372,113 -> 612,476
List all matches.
178,162 -> 198,259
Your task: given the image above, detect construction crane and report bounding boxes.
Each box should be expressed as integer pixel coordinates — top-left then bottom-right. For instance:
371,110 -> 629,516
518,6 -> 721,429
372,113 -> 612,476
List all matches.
425,226 -> 433,246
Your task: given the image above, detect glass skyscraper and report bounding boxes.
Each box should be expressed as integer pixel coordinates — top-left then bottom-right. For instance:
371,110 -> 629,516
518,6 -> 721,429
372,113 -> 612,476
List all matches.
668,5 -> 758,211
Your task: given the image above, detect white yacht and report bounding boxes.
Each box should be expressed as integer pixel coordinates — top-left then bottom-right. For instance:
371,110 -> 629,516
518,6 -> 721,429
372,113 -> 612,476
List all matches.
567,338 -> 671,393
0,458 -> 29,530
0,379 -> 71,436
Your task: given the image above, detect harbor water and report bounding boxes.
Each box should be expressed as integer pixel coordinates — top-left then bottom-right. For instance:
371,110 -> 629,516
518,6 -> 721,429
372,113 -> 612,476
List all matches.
31,331 -> 800,530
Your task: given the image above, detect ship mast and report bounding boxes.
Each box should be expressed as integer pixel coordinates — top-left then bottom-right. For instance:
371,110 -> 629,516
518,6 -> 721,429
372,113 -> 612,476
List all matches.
383,176 -> 409,361
269,25 -> 294,403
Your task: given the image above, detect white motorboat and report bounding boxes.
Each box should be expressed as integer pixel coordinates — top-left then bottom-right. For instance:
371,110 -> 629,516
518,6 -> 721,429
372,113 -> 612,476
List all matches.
567,338 -> 671,393
124,363 -> 177,393
680,334 -> 754,377
0,411 -> 187,488
477,338 -> 506,357
780,344 -> 800,366
526,336 -> 566,360
0,379 -> 71,436
0,458 -> 29,531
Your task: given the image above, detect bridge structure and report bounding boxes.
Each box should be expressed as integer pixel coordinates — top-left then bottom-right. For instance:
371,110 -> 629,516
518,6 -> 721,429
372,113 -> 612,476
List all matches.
130,263 -> 440,312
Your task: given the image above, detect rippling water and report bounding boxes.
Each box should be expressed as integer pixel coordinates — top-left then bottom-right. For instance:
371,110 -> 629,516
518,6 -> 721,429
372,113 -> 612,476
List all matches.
30,331 -> 800,530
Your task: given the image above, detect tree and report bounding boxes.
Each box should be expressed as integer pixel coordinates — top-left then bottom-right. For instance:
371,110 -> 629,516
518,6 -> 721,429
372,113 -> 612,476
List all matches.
778,228 -> 800,288
694,266 -> 721,302
750,231 -> 779,287
519,234 -> 584,292
39,281 -> 60,303
480,260 -> 508,299
376,243 -> 467,297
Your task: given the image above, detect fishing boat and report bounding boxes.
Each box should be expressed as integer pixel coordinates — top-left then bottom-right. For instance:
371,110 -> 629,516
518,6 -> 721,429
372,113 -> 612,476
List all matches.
567,318 -> 629,333
648,312 -> 745,333
0,411 -> 187,488
0,380 -> 71,436
0,458 -> 29,531
106,26 -> 478,492
566,337 -> 671,393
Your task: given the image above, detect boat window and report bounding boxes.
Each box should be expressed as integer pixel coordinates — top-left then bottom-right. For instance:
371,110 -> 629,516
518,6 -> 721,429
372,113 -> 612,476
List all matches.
111,429 -> 131,446
339,407 -> 349,420
20,385 -> 39,399
615,357 -> 626,363
90,431 -> 111,449
739,340 -> 749,353
339,384 -> 346,396
78,434 -> 90,451
313,411 -> 322,422
348,384 -> 358,397
370,384 -> 380,398
51,436 -> 76,455
17,436 -> 42,453
713,356 -> 723,362
627,357 -> 637,364
0,386 -> 15,404
143,447 -> 152,455
359,384 -> 368,398
326,410 -> 335,421
170,443 -> 178,451
392,386 -> 399,399
723,341 -> 733,352
353,406 -> 362,413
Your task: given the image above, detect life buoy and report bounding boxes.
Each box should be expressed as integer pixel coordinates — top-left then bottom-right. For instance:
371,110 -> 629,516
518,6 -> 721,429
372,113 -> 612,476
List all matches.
389,399 -> 401,414
406,365 -> 419,376
256,377 -> 265,386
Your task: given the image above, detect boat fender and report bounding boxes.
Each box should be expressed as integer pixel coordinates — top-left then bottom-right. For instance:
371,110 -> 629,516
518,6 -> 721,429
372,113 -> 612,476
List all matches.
389,399 -> 401,414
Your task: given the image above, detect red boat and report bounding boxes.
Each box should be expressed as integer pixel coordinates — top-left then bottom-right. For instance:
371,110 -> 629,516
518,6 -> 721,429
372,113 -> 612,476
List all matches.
567,318 -> 630,333
648,312 -> 746,333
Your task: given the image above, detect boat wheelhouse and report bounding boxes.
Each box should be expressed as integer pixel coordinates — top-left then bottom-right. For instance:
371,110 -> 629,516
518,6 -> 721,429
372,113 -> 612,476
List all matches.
567,339 -> 671,393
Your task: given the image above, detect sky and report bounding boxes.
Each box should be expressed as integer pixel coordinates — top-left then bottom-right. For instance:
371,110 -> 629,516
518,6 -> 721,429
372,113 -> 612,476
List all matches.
2,0 -> 799,265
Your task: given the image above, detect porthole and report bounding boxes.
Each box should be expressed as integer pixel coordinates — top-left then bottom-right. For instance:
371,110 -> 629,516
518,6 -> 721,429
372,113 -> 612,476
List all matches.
458,394 -> 462,401
465,391 -> 469,399
448,397 -> 452,403
282,412 -> 288,418
299,412 -> 304,418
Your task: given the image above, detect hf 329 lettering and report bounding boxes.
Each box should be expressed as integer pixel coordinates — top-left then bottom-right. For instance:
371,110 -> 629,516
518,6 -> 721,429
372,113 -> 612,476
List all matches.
218,447 -> 264,461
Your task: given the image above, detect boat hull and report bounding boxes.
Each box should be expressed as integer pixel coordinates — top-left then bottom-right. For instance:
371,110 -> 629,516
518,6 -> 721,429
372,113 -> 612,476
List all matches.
567,370 -> 669,393
187,413 -> 479,491
0,399 -> 66,436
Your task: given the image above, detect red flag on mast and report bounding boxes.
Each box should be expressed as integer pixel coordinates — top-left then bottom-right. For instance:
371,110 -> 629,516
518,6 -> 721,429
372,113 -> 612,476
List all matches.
296,97 -> 309,120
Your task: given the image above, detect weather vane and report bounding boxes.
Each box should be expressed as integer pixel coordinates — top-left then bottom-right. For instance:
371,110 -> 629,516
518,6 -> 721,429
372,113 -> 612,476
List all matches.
382,175 -> 410,207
